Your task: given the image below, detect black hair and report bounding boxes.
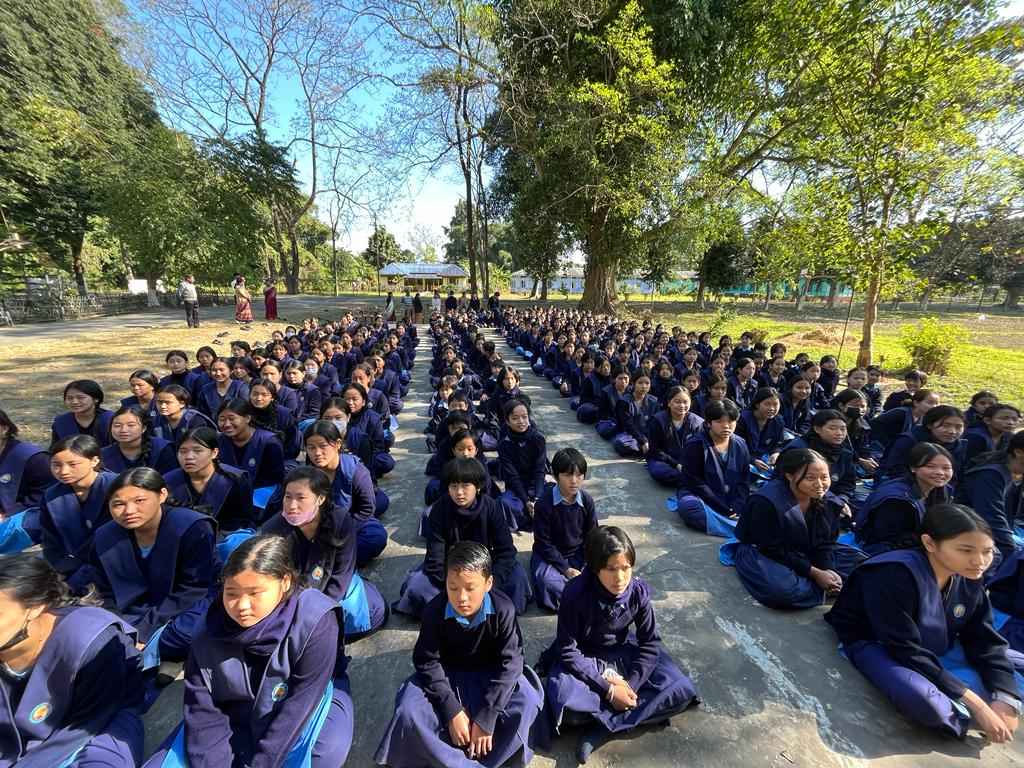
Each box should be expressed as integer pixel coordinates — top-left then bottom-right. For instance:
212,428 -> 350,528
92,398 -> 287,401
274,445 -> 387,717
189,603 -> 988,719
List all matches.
260,359 -> 284,374
919,503 -> 992,544
196,346 -> 216,361
551,447 -> 587,477
908,441 -> 954,470
983,403 -> 1020,420
704,398 -> 740,422
776,446 -> 828,482
281,465 -> 339,544
111,405 -> 155,466
231,340 -> 252,355
905,369 -> 928,384
178,426 -> 219,454
165,349 -> 190,363
448,428 -> 481,456
448,391 -> 471,408
217,397 -> 254,420
303,419 -> 346,446
49,434 -> 102,465
811,409 -> 846,428
502,397 -> 530,420
751,387 -> 781,410
340,382 -> 369,406
128,369 -> 160,390
0,553 -> 97,609
0,408 -> 19,439
833,388 -> 867,407
584,525 -> 636,573
156,384 -> 191,405
445,541 -> 492,579
922,405 -> 965,430
442,457 -> 487,491
106,467 -> 169,507
63,379 -> 104,405
249,377 -> 278,397
230,356 -> 259,379
664,385 -> 690,404
443,411 -> 473,433
320,397 -> 351,418
735,356 -> 754,371
969,390 -> 998,407
222,534 -> 298,589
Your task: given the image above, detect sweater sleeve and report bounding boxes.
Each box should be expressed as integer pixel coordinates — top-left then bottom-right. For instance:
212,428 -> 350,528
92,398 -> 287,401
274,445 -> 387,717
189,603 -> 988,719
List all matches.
625,586 -> 661,692
15,629 -> 136,768
959,590 -> 1020,699
349,462 -> 376,524
555,594 -> 611,697
960,471 -> 1016,560
498,440 -> 529,506
646,418 -> 674,466
863,566 -> 968,699
531,497 -> 570,574
740,496 -> 813,577
183,651 -> 236,766
679,441 -> 732,514
249,613 -> 339,768
422,503 -> 448,585
529,435 -> 548,500
488,505 -> 518,588
413,604 -> 463,724
475,606 -> 525,733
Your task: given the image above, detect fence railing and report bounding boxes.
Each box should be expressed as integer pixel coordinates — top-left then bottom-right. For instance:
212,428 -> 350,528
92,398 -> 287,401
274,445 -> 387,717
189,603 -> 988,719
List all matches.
0,292 -> 149,324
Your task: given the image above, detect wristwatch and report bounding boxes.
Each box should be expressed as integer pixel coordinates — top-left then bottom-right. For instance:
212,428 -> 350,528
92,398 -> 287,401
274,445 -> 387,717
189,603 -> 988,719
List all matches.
992,690 -> 1023,715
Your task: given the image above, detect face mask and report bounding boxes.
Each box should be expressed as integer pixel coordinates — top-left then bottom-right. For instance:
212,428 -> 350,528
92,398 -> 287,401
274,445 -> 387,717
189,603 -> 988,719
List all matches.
0,615 -> 31,653
305,367 -> 318,376
283,501 -> 320,527
332,418 -> 348,435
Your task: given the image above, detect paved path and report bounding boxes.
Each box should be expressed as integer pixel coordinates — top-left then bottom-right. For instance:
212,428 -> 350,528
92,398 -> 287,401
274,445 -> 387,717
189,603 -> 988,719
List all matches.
138,320 -> 1024,766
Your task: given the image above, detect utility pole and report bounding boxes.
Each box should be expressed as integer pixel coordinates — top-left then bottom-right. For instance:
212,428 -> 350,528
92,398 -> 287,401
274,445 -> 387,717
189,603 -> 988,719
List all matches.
373,213 -> 381,296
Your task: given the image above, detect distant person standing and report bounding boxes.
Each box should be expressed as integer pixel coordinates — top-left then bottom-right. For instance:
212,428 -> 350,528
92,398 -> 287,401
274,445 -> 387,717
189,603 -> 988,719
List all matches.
234,276 -> 253,323
384,291 -> 395,321
400,288 -> 413,322
412,291 -> 423,323
445,289 -> 458,312
178,274 -> 199,328
431,289 -> 442,314
263,277 -> 278,321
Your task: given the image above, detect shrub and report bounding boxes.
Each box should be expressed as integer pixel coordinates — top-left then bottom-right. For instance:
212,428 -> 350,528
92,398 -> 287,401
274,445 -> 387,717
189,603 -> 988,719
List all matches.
707,307 -> 736,339
898,317 -> 969,375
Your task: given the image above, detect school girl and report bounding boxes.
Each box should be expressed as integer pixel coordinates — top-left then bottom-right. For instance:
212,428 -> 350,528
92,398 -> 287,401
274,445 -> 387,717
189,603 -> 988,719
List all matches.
481,366 -> 531,427
376,542 -> 543,768
283,360 -> 323,424
595,367 -> 630,439
350,363 -> 396,438
727,357 -> 758,410
197,359 -> 250,420
964,390 -> 999,428
0,555 -> 145,768
101,405 -> 178,475
965,403 -> 1020,462
262,466 -> 387,640
39,436 -> 116,590
497,398 -> 548,532
869,388 -> 941,454
152,384 -> 215,443
692,372 -> 728,419
258,359 -> 301,417
785,410 -> 858,515
539,526 -> 699,763
119,369 -> 160,418
736,387 -> 788,476
247,377 -> 301,460
394,458 -> 532,618
881,405 -> 967,485
424,428 -> 497,509
780,376 -> 815,436
87,467 -> 215,678
279,420 -> 387,567
611,372 -> 659,459
832,388 -> 877,473
826,504 -> 1021,741
956,430 -> 1024,563
674,399 -> 751,537
729,449 -> 866,609
144,535 -> 354,768
882,369 -> 928,412
531,448 -> 598,612
160,350 -> 201,402
645,386 -> 704,488
855,442 -> 954,555
576,356 -> 611,425
51,380 -> 114,447
758,355 -> 789,390
165,427 -> 257,536
341,382 -> 395,478
215,398 -> 286,496
0,409 -> 50,552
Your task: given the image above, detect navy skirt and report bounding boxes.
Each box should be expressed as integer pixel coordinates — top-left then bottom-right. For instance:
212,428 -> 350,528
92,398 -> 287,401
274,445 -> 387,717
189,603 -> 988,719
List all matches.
375,666 -> 544,768
544,644 -> 698,735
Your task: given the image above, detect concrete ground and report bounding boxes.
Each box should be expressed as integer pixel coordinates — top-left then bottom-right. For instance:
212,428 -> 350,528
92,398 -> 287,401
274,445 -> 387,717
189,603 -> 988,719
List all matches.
5,297 -> 1021,766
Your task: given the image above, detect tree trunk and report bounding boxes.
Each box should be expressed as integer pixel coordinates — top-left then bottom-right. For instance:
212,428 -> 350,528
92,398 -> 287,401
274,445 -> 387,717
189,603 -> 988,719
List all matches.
696,275 -> 706,311
762,281 -> 771,309
826,278 -> 838,308
540,277 -> 548,301
1003,286 -> 1021,309
918,286 -> 932,311
580,260 -> 618,314
285,224 -> 301,294
795,277 -> 808,312
529,277 -> 538,299
857,271 -> 882,367
71,229 -> 88,296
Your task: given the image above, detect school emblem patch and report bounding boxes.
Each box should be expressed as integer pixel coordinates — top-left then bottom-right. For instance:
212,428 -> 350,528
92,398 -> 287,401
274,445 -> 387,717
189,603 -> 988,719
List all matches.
271,682 -> 288,701
248,458 -> 256,467
0,473 -> 10,484
953,604 -> 966,619
29,703 -> 50,723
311,566 -> 324,583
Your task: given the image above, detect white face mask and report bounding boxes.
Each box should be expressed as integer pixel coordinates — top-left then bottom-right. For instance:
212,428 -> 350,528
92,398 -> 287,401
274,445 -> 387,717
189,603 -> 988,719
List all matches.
305,367 -> 318,377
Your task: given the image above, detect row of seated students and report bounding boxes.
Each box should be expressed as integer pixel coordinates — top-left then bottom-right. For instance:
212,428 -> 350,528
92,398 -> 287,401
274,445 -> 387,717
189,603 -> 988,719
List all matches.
0,302 -> 1021,768
479,303 -> 1022,744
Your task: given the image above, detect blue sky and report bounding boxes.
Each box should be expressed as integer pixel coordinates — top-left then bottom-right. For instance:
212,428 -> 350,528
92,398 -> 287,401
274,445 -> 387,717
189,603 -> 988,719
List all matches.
148,0 -> 1024,259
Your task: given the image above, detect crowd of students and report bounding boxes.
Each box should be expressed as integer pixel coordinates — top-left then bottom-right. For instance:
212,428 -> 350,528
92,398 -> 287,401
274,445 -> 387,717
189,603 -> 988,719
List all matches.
0,299 -> 1022,767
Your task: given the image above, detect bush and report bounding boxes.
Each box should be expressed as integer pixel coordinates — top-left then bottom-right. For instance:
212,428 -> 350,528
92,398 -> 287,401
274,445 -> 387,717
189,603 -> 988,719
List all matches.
898,317 -> 969,375
707,307 -> 737,339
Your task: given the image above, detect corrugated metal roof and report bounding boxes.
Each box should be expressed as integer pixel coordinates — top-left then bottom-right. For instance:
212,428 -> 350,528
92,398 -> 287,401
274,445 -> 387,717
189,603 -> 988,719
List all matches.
379,262 -> 468,277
